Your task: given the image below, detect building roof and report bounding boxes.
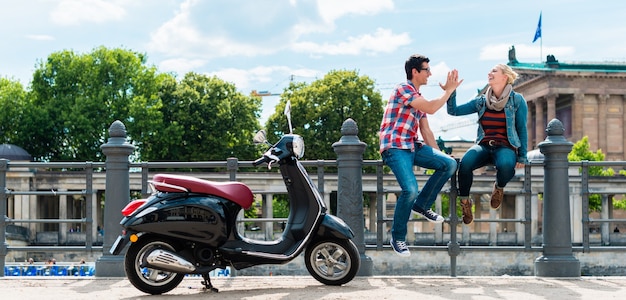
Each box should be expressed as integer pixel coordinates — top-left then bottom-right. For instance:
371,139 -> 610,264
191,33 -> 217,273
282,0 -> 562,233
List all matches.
507,46 -> 626,73
0,144 -> 32,161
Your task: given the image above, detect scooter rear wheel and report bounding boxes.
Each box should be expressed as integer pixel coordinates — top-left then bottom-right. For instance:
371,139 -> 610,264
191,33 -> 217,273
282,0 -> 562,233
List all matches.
305,238 -> 360,285
124,236 -> 186,295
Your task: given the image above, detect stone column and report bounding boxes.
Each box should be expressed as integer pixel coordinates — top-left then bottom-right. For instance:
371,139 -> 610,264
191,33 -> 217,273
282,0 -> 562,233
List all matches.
535,98 -> 545,143
569,186 -> 583,244
527,104 -> 535,147
622,95 -> 626,158
332,118 -> 372,276
534,119 -> 580,277
546,94 -> 557,122
597,94 -> 609,155
0,159 -> 8,277
96,120 -> 135,277
90,191 -> 98,247
368,193 -> 376,235
515,194 -> 525,244
601,195 -> 610,245
59,191 -> 68,245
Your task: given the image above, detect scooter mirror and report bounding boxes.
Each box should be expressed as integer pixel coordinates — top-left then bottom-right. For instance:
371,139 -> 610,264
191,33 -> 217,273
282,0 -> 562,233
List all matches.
284,100 -> 293,134
253,130 -> 268,145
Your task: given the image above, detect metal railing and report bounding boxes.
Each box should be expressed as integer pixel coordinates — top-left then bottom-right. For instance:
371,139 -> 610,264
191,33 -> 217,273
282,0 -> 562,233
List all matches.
3,158 -> 626,276
1,160 -> 103,253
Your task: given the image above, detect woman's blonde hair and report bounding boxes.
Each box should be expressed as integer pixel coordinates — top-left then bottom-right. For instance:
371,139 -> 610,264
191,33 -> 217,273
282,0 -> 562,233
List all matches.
496,63 -> 519,84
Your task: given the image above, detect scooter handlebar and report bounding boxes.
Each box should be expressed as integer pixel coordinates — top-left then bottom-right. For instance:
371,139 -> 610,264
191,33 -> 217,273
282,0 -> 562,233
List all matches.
253,156 -> 269,166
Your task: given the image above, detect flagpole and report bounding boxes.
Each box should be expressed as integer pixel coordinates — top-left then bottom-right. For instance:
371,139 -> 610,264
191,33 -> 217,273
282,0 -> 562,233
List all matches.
533,11 -> 542,62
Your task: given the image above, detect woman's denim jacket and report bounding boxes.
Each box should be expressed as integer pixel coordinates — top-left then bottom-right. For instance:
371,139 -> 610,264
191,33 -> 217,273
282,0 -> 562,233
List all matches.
446,90 -> 529,164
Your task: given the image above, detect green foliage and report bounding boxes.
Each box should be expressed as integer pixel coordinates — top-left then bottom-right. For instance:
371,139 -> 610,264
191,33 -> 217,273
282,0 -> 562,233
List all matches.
272,195 -> 290,218
0,78 -> 27,143
242,196 -> 289,230
264,69 -> 383,161
568,136 -> 622,210
244,199 -> 259,219
568,136 -> 614,176
0,46 -> 262,163
27,46 -> 158,161
138,72 -> 262,161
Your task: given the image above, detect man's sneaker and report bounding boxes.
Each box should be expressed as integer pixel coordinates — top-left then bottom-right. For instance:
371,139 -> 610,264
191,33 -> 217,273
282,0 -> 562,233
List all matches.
491,183 -> 504,209
459,198 -> 473,225
390,237 -> 410,257
412,206 -> 444,223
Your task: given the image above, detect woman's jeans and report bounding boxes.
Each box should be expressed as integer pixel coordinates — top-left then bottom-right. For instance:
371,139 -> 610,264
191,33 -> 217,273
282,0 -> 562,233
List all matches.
382,145 -> 457,242
458,144 -> 517,197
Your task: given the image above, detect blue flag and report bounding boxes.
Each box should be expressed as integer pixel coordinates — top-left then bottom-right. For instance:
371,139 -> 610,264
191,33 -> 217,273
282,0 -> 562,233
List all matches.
533,12 -> 542,43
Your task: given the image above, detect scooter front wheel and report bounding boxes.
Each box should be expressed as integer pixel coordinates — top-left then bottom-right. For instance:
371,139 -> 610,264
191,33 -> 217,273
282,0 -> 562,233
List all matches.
305,238 -> 360,285
124,236 -> 186,295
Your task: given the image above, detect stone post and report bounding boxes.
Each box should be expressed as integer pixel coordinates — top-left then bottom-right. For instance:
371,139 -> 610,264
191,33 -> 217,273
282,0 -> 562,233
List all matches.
96,120 -> 135,277
534,119 -> 580,277
332,118 -> 372,276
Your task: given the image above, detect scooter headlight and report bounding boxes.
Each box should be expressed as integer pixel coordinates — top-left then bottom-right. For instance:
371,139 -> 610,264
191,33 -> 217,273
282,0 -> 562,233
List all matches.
291,135 -> 305,159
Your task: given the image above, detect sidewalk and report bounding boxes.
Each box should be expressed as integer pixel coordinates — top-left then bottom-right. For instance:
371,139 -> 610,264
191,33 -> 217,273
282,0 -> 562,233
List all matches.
2,276 -> 626,299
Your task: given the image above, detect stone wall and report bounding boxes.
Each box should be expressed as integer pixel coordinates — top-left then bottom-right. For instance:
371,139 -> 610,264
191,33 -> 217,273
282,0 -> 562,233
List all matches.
235,249 -> 626,277
6,246 -> 626,277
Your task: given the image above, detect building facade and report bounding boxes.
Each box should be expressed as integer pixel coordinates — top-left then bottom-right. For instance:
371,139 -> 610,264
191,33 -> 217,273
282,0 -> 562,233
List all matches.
507,46 -> 626,160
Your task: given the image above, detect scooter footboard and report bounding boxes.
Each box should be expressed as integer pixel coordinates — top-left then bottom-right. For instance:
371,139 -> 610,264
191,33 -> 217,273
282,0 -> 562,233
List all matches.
315,214 -> 355,240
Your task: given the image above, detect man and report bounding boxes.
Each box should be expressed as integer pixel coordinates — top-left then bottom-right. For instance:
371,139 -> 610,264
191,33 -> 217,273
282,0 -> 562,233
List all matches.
379,54 -> 462,257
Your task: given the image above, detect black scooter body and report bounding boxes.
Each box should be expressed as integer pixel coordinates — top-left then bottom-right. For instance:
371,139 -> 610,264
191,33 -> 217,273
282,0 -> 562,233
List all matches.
110,133 -> 360,295
111,156 -> 354,267
117,192 -> 232,247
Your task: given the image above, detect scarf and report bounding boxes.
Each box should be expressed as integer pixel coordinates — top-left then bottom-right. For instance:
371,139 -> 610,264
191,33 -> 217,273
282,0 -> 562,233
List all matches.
485,84 -> 512,111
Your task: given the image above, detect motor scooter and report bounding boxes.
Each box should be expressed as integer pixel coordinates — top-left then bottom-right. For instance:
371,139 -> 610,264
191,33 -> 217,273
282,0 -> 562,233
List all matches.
110,104 -> 360,294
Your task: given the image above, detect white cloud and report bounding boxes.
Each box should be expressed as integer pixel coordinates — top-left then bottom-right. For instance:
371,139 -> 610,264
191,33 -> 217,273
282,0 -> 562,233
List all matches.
158,58 -> 207,77
316,0 -> 393,24
207,66 -> 320,91
25,34 -> 55,41
50,0 -> 126,26
290,0 -> 394,38
147,0 -> 273,59
292,28 -> 410,55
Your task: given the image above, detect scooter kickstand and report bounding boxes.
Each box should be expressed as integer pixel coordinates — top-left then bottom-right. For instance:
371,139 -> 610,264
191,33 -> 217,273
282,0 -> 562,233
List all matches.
201,273 -> 219,293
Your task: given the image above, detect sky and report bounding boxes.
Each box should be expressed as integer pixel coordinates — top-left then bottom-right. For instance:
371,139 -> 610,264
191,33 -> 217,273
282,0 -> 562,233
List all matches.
2,0 -> 626,141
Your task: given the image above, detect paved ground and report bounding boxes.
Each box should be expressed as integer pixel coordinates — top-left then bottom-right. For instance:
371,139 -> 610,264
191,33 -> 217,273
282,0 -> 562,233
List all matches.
1,276 -> 626,299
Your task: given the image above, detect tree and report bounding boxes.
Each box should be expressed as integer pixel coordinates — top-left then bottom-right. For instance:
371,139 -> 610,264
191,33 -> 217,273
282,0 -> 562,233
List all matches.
141,72 -> 262,162
27,46 -> 163,161
568,136 -> 614,176
568,136 -> 619,211
126,72 -> 182,161
264,70 -> 383,160
0,78 -> 27,143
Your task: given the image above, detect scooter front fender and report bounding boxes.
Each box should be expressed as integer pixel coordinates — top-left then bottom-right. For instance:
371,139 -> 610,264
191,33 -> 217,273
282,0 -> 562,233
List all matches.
315,214 -> 355,240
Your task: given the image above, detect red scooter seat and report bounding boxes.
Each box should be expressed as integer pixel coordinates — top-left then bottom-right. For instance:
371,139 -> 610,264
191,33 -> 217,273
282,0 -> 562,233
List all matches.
151,174 -> 254,209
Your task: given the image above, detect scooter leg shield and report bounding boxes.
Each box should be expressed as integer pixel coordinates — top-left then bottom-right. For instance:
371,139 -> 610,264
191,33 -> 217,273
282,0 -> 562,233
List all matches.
315,214 -> 355,240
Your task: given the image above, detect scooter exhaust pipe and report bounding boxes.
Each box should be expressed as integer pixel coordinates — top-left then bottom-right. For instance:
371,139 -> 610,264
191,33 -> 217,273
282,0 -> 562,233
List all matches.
146,249 -> 196,273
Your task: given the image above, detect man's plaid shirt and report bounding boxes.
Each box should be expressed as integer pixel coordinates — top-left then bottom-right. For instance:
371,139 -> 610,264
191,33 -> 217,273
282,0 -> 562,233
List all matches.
379,80 -> 427,153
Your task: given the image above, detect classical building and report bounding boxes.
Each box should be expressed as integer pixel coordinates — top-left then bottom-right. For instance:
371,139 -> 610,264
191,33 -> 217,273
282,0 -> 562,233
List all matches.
507,46 -> 626,159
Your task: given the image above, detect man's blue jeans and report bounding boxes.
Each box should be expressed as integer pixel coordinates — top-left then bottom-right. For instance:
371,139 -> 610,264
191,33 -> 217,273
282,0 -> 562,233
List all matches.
382,145 -> 457,242
458,144 -> 517,197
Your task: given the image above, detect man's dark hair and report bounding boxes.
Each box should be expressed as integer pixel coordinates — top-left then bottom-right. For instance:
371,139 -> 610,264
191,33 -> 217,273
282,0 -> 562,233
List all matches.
405,54 -> 430,80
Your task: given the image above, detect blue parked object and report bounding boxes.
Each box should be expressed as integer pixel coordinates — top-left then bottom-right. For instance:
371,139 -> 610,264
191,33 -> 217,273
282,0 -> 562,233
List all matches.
24,266 -> 37,276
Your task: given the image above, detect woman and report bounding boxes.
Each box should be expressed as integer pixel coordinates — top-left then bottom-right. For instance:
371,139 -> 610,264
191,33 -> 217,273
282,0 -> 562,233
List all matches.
446,64 -> 528,225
